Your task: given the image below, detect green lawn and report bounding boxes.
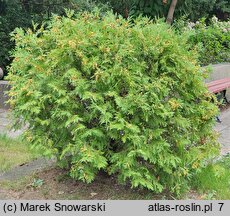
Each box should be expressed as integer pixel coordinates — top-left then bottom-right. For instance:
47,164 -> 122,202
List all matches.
191,154 -> 230,199
0,133 -> 40,172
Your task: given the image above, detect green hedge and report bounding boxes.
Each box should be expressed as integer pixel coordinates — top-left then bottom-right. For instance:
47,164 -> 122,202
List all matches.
174,17 -> 230,66
8,11 -> 220,195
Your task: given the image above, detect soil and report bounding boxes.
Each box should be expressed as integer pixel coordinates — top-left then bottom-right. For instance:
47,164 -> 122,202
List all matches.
0,167 -> 149,200
0,166 -> 202,200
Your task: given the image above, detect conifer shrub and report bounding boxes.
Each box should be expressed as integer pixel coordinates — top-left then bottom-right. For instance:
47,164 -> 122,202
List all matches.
8,11 -> 220,195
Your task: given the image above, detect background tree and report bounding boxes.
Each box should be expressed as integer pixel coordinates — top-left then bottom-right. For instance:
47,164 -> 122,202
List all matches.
1,0 -> 229,76
166,0 -> 178,24
0,0 -> 31,73
176,0 -> 230,21
126,0 -> 229,21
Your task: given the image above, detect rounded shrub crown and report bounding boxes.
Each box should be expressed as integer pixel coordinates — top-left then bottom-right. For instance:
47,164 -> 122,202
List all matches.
8,11 -> 219,195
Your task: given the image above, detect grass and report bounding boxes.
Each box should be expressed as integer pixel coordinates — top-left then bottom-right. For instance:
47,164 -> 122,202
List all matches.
0,174 -> 36,190
191,154 -> 230,199
0,133 -> 41,172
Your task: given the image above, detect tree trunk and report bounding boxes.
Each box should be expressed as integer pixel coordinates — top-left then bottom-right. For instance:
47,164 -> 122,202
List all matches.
166,0 -> 178,25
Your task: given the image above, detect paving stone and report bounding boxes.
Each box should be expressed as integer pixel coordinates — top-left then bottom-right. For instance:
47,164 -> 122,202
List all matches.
0,158 -> 55,181
214,109 -> 230,155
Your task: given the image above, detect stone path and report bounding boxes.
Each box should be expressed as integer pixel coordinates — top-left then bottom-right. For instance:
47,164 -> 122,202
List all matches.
215,108 -> 230,155
0,158 -> 54,181
0,109 -> 24,138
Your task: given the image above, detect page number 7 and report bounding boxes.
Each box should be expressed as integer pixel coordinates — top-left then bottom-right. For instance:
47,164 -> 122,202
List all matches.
218,203 -> 224,211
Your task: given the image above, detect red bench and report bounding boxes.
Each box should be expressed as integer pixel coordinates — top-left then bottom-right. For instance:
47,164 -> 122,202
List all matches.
207,78 -> 230,95
207,78 -> 230,123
